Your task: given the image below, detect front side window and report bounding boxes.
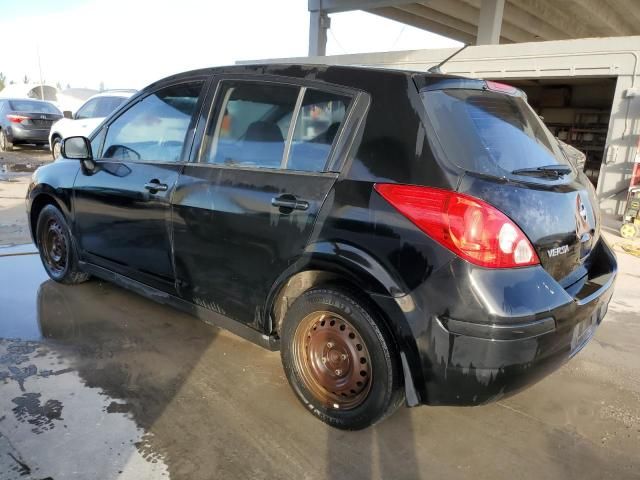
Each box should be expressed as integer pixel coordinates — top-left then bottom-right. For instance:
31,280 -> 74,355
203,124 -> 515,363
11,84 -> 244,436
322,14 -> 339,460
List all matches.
92,97 -> 127,118
75,98 -> 100,119
206,82 -> 298,168
100,82 -> 203,163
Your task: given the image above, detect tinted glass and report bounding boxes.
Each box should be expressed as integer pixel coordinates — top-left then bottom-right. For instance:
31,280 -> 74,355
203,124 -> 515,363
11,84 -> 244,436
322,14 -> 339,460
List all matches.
90,127 -> 106,158
421,89 -> 570,178
286,89 -> 349,172
93,96 -> 127,118
101,82 -> 203,163
8,100 -> 60,115
206,82 -> 299,168
75,98 -> 100,119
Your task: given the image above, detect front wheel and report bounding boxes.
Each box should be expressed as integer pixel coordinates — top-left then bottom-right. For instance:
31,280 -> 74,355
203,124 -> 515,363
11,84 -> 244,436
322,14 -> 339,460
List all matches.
0,129 -> 13,152
51,137 -> 62,159
36,205 -> 90,284
281,287 -> 404,430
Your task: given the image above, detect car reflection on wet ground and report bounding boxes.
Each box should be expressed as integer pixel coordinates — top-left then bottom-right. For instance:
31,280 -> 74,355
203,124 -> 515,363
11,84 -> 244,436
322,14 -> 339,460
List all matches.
1,244 -> 639,480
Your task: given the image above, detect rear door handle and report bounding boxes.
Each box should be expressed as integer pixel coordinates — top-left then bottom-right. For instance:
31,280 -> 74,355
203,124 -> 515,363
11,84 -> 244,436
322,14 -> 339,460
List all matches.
144,180 -> 168,192
271,195 -> 309,212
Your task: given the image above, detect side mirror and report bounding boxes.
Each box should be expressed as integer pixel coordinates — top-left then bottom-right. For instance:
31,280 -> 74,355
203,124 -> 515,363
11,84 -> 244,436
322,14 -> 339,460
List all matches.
63,110 -> 73,119
62,136 -> 92,160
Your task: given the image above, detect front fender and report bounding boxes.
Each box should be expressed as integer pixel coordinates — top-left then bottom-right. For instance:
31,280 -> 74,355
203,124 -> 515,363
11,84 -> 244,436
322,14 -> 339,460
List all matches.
27,160 -> 81,240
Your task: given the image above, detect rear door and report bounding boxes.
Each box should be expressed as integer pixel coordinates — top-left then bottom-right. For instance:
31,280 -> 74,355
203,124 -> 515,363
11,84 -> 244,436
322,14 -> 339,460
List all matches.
172,77 -> 353,327
419,79 -> 599,285
74,80 -> 207,293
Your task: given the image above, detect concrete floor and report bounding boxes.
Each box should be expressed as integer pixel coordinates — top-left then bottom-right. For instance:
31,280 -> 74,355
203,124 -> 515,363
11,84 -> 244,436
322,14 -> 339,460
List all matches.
0,243 -> 638,480
1,149 -> 639,479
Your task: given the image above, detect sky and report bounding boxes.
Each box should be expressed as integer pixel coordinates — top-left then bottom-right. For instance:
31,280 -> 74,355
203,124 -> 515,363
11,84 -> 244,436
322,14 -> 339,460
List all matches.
0,0 -> 460,91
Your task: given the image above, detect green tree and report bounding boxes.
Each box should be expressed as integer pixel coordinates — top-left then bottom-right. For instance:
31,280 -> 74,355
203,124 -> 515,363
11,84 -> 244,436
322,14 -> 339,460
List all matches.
0,72 -> 5,92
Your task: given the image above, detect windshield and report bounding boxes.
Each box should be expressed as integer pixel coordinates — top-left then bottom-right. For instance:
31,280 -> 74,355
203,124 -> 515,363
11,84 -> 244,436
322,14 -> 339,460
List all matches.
421,88 -> 571,178
8,100 -> 61,115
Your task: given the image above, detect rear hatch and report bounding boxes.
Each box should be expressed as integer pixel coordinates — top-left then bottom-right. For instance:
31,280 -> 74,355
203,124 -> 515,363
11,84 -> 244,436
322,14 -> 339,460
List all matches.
418,77 -> 600,284
8,99 -> 62,130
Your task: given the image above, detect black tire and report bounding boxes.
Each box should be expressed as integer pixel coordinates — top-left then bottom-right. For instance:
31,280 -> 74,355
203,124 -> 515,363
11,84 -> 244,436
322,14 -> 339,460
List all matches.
0,129 -> 13,152
51,137 -> 62,159
36,204 -> 90,284
281,287 -> 404,430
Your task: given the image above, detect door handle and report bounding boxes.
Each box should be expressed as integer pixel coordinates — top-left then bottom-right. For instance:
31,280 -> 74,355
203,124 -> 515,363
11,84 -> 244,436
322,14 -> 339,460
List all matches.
271,195 -> 309,212
144,180 -> 168,192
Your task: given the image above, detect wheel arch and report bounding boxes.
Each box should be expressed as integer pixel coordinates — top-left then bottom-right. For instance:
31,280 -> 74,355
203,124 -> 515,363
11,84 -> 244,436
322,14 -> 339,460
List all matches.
29,192 -> 69,247
265,242 -> 423,405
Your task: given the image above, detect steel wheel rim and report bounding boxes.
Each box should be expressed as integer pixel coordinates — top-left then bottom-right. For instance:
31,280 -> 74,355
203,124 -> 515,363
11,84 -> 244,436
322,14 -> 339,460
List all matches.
41,218 -> 68,276
292,311 -> 372,410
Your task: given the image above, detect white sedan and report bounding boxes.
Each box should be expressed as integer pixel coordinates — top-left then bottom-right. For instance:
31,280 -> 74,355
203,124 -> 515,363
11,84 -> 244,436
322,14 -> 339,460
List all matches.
49,90 -> 136,159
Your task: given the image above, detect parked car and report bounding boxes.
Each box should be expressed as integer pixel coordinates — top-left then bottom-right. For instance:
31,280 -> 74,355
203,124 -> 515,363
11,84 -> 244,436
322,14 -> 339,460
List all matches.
0,98 -> 62,152
48,90 -> 136,159
27,65 -> 617,430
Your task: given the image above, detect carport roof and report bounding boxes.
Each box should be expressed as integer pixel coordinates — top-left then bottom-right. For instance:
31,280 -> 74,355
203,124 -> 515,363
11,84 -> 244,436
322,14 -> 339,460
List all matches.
309,0 -> 640,45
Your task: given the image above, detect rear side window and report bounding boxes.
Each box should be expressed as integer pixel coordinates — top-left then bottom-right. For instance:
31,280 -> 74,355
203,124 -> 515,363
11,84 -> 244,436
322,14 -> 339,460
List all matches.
422,89 -> 570,178
101,82 -> 203,163
287,89 -> 349,172
206,82 -> 298,168
204,81 -> 350,172
8,100 -> 60,115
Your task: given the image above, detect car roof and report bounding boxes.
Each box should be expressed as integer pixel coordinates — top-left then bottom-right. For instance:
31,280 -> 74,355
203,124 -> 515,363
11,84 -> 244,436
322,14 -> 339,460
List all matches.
0,97 -> 55,103
144,63 -> 466,92
86,90 -> 137,101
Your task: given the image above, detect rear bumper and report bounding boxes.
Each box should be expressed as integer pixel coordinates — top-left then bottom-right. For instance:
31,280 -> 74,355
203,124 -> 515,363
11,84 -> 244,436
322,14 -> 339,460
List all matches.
9,125 -> 50,143
380,237 -> 617,406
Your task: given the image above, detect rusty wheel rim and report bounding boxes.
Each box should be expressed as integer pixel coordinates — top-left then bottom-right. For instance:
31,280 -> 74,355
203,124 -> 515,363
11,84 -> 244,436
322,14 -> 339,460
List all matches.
41,218 -> 68,276
292,311 -> 372,410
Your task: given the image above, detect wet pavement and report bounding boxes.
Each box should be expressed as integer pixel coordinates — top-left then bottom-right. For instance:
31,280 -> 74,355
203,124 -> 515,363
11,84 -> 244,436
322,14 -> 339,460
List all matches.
0,147 -> 52,247
0,244 -> 639,480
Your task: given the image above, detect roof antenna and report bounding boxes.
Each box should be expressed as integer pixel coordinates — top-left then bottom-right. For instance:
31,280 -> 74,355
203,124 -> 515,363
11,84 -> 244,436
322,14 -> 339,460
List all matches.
427,44 -> 468,74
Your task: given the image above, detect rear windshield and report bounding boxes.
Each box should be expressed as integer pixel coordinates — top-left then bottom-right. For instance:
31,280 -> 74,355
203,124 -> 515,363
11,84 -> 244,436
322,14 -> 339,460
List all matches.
421,89 -> 571,178
8,100 -> 60,115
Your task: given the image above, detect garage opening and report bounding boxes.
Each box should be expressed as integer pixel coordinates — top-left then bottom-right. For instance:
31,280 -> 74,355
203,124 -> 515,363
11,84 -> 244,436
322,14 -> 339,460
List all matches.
501,77 -> 617,188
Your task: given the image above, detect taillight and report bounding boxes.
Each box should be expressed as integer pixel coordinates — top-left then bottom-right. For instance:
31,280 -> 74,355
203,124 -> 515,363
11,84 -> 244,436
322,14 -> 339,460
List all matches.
7,114 -> 29,124
631,162 -> 640,188
485,80 -> 518,96
374,184 -> 539,268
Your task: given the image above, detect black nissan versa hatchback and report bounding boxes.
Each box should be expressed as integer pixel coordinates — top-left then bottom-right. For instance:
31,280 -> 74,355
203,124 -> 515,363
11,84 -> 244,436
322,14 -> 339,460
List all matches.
27,65 -> 617,430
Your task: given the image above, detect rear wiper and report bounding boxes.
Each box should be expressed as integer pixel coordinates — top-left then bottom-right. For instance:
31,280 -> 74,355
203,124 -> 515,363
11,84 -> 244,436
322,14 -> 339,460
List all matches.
511,165 -> 572,178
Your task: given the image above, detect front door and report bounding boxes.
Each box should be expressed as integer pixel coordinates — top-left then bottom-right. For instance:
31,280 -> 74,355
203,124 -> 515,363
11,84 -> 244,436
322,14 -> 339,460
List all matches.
74,81 -> 206,293
172,79 -> 352,328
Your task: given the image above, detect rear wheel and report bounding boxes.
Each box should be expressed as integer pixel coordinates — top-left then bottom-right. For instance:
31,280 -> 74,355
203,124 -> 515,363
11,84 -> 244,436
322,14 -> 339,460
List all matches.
281,287 -> 403,430
36,205 -> 90,284
620,222 -> 638,239
0,129 -> 13,152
